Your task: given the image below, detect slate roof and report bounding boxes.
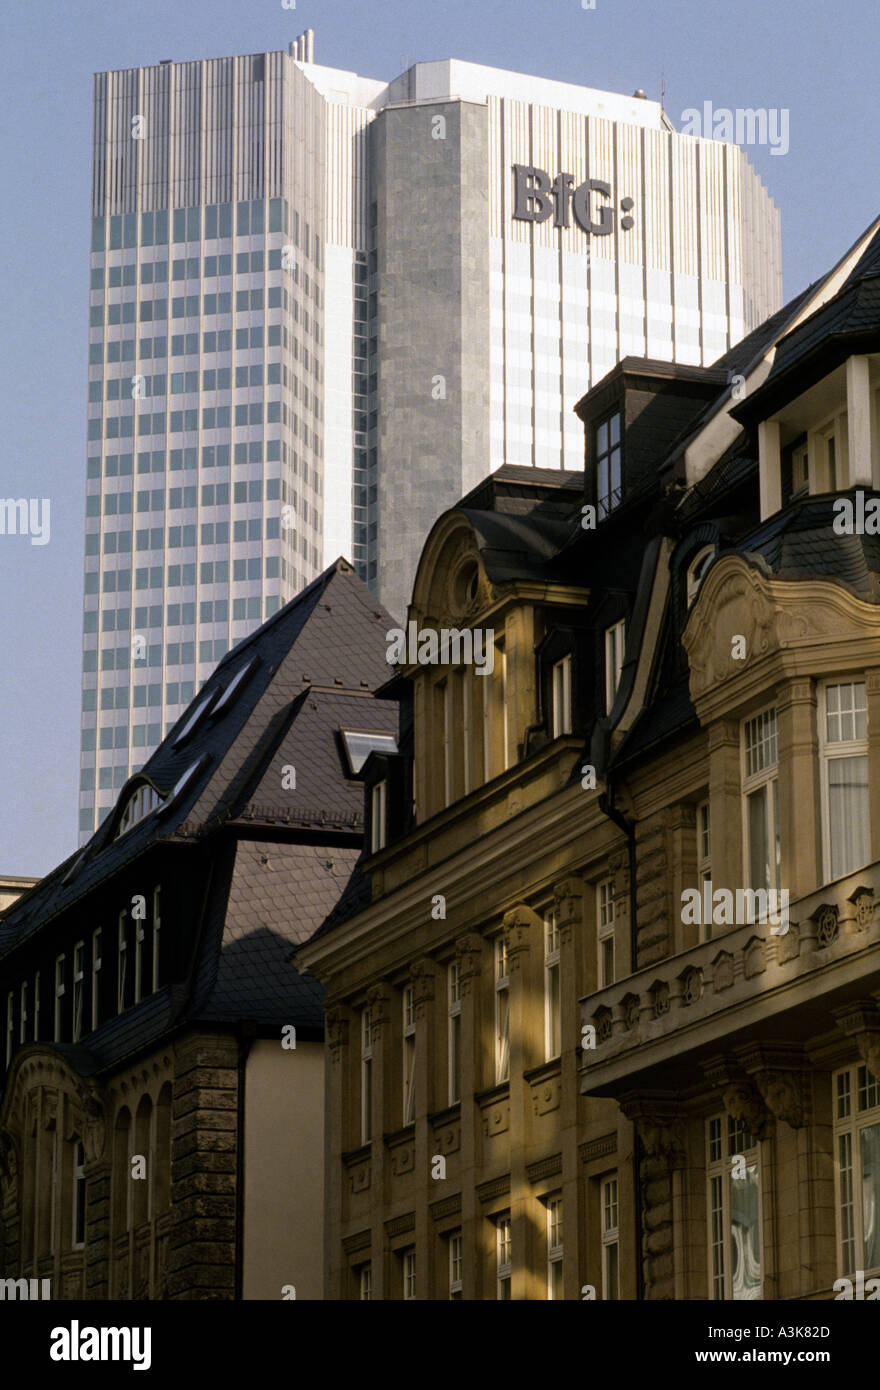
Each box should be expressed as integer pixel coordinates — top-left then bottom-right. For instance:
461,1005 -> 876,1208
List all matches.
0,559 -> 398,1062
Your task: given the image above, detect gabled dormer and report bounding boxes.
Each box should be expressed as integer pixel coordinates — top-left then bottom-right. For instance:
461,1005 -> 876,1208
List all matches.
574,358 -> 729,522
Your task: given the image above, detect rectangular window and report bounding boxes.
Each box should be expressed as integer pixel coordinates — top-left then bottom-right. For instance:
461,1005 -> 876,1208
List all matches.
697,800 -> 711,885
370,780 -> 387,853
54,954 -> 65,1042
117,911 -> 128,1014
821,681 -> 869,881
697,799 -> 712,941
496,1215 -> 512,1299
358,1264 -> 372,1301
442,679 -> 452,806
33,970 -> 40,1041
403,1248 -> 416,1301
152,887 -> 162,993
73,1140 -> 86,1248
596,410 -> 622,518
449,1230 -> 463,1299
706,1114 -> 761,1298
742,708 -> 780,904
551,654 -> 572,737
547,1196 -> 564,1300
5,992 -> 13,1066
495,936 -> 509,1084
402,983 -> 416,1125
91,930 -> 102,1031
448,959 -> 462,1106
134,908 -> 144,1005
597,879 -> 615,988
544,910 -> 561,1060
361,1007 -> 372,1144
72,941 -> 85,1042
601,1175 -> 620,1300
833,1063 -> 880,1275
19,980 -> 28,1045
605,620 -> 625,714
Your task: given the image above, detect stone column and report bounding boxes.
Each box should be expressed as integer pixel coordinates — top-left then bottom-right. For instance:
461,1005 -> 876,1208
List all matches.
708,718 -> 741,898
82,1093 -> 111,1299
167,1031 -> 239,1300
409,958 -> 436,1292
324,1003 -> 350,1300
554,877 -> 585,1301
620,1095 -> 687,1300
503,904 -> 539,1301
365,982 -> 391,1300
456,934 -> 482,1299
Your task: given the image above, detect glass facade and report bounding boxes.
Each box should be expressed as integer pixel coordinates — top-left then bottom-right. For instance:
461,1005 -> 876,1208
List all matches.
81,192 -> 325,837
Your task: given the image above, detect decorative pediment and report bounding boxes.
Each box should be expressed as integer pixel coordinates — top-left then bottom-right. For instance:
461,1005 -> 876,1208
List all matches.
682,554 -> 880,710
409,514 -> 495,630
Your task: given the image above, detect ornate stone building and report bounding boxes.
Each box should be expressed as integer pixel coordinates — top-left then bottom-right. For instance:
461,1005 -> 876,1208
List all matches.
297,216 -> 880,1299
0,560 -> 396,1299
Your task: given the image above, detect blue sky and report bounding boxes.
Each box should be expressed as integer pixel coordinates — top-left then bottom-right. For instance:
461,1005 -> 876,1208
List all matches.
1,0 -> 878,875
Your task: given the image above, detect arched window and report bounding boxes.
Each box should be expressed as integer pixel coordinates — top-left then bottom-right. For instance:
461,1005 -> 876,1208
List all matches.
133,1095 -> 152,1228
116,784 -> 162,839
112,1108 -> 132,1237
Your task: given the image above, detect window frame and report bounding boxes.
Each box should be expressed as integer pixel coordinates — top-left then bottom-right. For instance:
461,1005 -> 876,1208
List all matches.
449,1230 -> 463,1300
547,1195 -> 564,1300
496,1214 -> 512,1300
117,909 -> 128,1014
494,935 -> 510,1085
402,982 -> 416,1126
601,1174 -> 620,1301
706,1113 -> 762,1300
551,653 -> 572,738
72,940 -> 85,1042
361,1006 -> 373,1145
819,679 -> 870,883
833,1062 -> 880,1279
544,909 -> 561,1061
54,954 -> 66,1042
402,1247 -> 416,1301
370,779 -> 387,854
91,930 -> 102,1031
604,619 -> 625,715
597,879 -> 615,988
595,409 -> 623,518
152,887 -> 162,994
741,707 -> 781,904
448,959 -> 461,1106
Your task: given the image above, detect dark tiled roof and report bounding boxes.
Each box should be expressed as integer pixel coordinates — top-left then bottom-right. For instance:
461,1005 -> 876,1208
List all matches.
611,674 -> 698,769
0,559 -> 398,1063
740,496 -> 880,598
0,559 -> 394,954
192,839 -> 361,1029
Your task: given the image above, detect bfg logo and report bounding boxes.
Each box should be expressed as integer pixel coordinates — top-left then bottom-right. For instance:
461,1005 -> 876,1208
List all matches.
512,165 -> 635,235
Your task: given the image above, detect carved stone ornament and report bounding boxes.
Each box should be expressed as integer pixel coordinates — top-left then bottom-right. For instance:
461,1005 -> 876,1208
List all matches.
620,1100 -> 687,1169
502,904 -> 541,970
721,1080 -> 771,1142
753,1070 -> 809,1130
409,958 -> 436,1012
682,554 -> 880,709
81,1092 -> 107,1165
455,934 -> 482,995
325,1006 -> 350,1062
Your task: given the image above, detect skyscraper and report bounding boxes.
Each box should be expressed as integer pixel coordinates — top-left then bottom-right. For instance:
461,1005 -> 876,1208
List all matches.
80,34 -> 781,840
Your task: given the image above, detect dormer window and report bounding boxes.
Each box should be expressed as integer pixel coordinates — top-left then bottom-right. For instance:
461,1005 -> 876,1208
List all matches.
551,655 -> 572,737
605,620 -> 626,714
596,410 -> 622,518
117,782 -> 162,838
370,780 -> 387,853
